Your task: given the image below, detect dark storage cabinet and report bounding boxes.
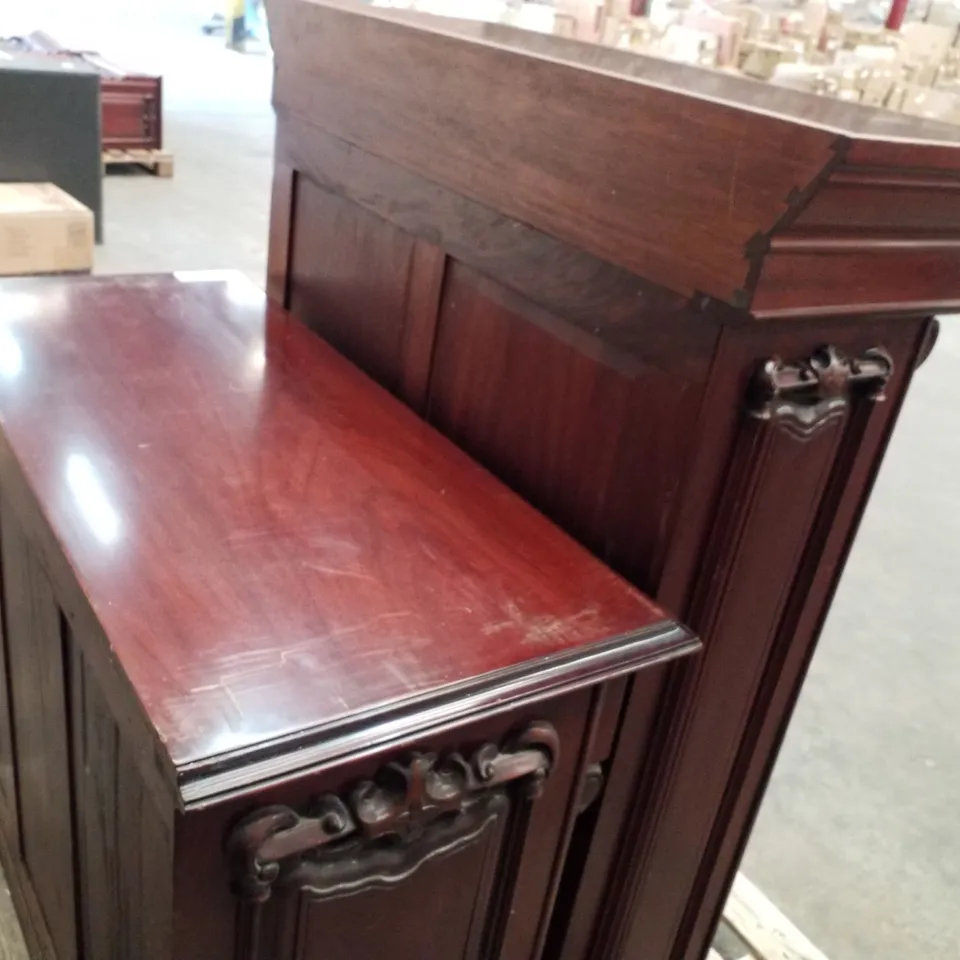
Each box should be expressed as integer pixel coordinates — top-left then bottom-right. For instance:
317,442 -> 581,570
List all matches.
0,56 -> 103,240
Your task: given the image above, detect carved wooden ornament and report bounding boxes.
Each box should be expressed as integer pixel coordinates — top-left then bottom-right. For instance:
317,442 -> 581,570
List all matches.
749,345 -> 893,439
226,721 -> 559,917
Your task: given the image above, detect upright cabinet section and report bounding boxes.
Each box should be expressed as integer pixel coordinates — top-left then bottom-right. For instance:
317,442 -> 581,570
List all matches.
264,3 -> 957,958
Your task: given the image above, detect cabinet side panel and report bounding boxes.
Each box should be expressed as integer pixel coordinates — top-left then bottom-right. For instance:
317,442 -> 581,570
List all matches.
678,317 -> 932,959
0,495 -> 77,960
71,647 -> 174,960
616,316 -> 926,960
0,496 -> 20,850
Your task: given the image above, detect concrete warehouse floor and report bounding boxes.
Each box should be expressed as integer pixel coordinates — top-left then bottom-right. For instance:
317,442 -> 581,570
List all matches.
2,4 -> 960,959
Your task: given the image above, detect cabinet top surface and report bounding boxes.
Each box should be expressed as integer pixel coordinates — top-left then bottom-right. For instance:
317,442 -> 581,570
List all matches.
0,273 -> 686,789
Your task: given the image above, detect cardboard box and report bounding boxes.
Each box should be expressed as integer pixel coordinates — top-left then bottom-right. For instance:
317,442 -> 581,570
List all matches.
0,182 -> 93,277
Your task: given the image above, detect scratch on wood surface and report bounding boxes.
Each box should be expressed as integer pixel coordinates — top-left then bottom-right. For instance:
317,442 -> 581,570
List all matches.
483,601 -> 599,646
188,681 -> 245,719
301,560 -> 378,583
728,138 -> 744,217
221,684 -> 244,719
322,611 -> 414,640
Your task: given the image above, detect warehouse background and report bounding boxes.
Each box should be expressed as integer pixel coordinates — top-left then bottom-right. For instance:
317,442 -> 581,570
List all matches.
0,0 -> 274,280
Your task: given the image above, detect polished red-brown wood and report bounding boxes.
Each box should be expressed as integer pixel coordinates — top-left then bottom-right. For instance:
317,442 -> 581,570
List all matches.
0,272 -> 695,960
264,4 -> 956,959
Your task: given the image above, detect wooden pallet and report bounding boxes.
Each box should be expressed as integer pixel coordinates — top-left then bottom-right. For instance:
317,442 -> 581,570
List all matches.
102,148 -> 174,178
711,874 -> 829,960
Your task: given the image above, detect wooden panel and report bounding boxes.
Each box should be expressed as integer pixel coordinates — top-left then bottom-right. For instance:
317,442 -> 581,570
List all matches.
397,240 -> 446,413
174,692 -> 596,960
612,318 -> 923,960
277,123 -> 698,365
70,647 -> 174,960
288,176 -> 416,392
427,263 -> 717,592
285,821 -> 506,960
269,0 -> 839,303
679,318 -> 932,960
549,664 -> 672,960
845,137 -> 960,171
793,171 -> 960,232
0,495 -> 76,960
752,243 -> 960,317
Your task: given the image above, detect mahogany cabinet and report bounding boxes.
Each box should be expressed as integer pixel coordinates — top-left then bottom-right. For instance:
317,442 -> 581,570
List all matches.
262,2 -> 960,958
0,273 -> 696,960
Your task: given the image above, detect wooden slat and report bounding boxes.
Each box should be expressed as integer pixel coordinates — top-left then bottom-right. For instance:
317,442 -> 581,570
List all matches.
102,149 -> 174,178
724,874 -> 830,960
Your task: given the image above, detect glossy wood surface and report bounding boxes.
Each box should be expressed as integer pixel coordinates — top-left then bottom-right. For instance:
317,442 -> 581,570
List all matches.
0,273 -> 691,802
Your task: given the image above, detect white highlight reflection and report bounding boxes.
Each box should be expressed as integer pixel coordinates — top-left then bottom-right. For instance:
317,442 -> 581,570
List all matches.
173,270 -> 266,308
0,291 -> 41,321
246,343 -> 267,377
66,455 -> 121,545
0,326 -> 23,379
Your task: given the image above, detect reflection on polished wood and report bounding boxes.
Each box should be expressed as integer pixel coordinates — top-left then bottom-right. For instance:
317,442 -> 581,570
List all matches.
0,272 -> 696,959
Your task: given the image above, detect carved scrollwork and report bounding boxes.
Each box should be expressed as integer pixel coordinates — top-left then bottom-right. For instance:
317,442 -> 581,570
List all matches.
748,345 -> 893,439
226,720 -> 559,917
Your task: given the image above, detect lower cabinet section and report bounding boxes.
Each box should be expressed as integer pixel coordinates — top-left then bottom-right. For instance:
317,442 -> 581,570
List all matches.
174,692 -> 598,960
227,723 -> 557,960
0,495 -> 78,960
0,537 -> 673,960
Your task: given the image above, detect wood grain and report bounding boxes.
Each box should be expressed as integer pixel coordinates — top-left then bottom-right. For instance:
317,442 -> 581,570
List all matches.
173,694 -> 600,960
70,647 -> 173,960
289,176 -> 416,391
278,123 -> 700,365
427,262 -> 716,593
679,319 -> 927,959
397,239 -> 446,413
0,273 -> 693,808
269,0 -> 838,303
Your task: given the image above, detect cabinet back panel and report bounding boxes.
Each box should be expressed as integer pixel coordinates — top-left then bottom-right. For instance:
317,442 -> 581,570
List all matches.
428,264 -> 715,592
289,176 -> 415,394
